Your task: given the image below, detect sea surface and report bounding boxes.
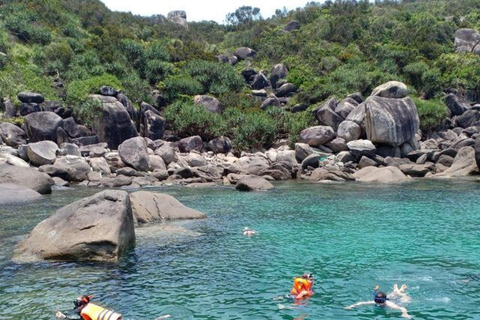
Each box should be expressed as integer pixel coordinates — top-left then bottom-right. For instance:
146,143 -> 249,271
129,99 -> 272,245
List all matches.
1,180 -> 479,320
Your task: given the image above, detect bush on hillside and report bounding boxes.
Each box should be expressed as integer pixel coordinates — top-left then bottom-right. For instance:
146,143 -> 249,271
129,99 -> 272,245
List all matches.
413,97 -> 448,132
66,74 -> 122,103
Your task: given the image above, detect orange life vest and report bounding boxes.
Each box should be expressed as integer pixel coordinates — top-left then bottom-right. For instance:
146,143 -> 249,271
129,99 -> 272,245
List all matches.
290,277 -> 312,295
80,303 -> 122,320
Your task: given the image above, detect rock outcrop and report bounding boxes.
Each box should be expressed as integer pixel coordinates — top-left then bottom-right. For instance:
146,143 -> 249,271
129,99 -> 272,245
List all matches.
0,164 -> 54,194
13,190 -> 135,262
130,191 -> 206,224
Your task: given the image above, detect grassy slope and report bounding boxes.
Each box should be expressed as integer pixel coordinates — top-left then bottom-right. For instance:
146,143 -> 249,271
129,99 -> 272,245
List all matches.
0,0 -> 479,146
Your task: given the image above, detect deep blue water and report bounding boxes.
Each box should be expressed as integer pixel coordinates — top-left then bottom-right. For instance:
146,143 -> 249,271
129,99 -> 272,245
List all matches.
1,180 -> 480,319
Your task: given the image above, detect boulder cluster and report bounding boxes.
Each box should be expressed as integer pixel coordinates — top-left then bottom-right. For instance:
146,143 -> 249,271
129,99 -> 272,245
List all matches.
13,189 -> 206,263
2,78 -> 480,200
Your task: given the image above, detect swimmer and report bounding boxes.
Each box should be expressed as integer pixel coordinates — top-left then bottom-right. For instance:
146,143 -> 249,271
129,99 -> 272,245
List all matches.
345,285 -> 411,319
389,284 -> 411,304
290,273 -> 315,300
242,227 -> 257,236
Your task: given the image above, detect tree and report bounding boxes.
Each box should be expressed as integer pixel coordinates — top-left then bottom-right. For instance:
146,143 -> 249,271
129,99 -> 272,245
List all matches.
226,6 -> 262,26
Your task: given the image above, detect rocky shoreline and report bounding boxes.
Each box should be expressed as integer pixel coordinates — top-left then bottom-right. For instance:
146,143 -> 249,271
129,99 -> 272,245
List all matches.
1,81 -> 480,203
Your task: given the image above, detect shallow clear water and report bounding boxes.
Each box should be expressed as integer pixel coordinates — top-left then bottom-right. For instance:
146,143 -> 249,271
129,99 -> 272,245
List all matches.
1,180 -> 480,320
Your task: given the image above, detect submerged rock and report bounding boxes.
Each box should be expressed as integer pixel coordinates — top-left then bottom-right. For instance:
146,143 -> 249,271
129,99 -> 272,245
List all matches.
13,190 -> 135,263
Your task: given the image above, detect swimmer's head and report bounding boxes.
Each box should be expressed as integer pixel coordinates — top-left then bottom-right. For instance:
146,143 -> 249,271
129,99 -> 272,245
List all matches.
302,273 -> 314,281
374,291 -> 387,304
243,227 -> 251,231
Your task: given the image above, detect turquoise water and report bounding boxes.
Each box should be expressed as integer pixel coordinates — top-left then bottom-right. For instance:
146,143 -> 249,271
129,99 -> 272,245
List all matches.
1,180 -> 480,319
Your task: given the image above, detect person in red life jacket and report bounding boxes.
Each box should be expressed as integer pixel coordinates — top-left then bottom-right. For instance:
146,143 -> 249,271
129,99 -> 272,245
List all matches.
290,273 -> 315,300
55,295 -> 122,320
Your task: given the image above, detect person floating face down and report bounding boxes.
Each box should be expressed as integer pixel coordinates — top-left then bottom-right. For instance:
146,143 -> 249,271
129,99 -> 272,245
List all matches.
55,295 -> 122,320
290,273 -> 315,300
344,285 -> 412,319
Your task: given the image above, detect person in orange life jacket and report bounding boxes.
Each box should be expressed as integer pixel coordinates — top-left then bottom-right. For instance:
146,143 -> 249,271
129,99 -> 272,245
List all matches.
290,273 -> 315,300
55,295 -> 122,320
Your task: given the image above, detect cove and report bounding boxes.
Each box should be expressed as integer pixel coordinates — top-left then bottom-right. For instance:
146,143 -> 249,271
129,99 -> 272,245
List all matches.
1,179 -> 480,319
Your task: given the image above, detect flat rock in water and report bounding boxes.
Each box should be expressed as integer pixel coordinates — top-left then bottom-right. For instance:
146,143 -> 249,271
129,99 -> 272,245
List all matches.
130,191 -> 206,224
0,183 -> 42,205
13,190 -> 135,263
236,175 -> 274,191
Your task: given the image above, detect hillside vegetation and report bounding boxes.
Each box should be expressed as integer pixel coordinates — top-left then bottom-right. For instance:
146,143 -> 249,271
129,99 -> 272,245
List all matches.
0,0 -> 479,149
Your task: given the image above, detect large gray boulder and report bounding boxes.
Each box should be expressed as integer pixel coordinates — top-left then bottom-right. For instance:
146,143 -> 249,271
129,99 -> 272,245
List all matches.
353,166 -> 409,183
437,146 -> 478,177
178,135 -> 203,153
194,95 -> 222,113
347,139 -> 376,157
118,137 -> 150,172
17,92 -> 45,104
0,123 -> 27,147
275,83 -> 296,97
335,97 -> 358,119
364,96 -> 419,147
371,81 -> 408,99
130,191 -> 206,224
235,47 -> 256,60
236,175 -> 274,191
0,183 -> 43,205
53,156 -> 91,182
299,126 -> 335,147
295,143 -> 314,162
154,143 -> 177,165
167,10 -> 188,28
27,141 -> 59,166
90,95 -> 138,150
454,28 -> 480,54
2,98 -> 17,118
141,110 -> 165,141
0,152 -> 29,167
13,190 -> 135,263
337,121 -> 362,142
456,109 -> 480,128
446,94 -> 470,116
270,63 -> 288,88
314,98 -> 343,130
309,168 -> 354,182
207,137 -> 232,154
24,111 -> 64,143
0,164 -> 54,194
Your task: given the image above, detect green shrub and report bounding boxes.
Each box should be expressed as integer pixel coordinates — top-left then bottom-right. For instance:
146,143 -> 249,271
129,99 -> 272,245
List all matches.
162,75 -> 203,102
222,108 -> 275,150
74,98 -> 103,128
164,100 -> 225,140
413,97 -> 448,132
145,60 -> 174,85
184,60 -> 245,95
66,74 -> 122,103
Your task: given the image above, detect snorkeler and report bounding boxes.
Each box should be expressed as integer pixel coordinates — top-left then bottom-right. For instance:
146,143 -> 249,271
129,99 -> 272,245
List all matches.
56,295 -> 122,320
345,285 -> 411,319
56,296 -> 171,320
290,273 -> 315,300
242,227 -> 257,236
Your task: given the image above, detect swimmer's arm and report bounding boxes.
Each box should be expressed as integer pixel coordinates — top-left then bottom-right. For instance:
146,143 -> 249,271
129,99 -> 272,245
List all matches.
385,301 -> 411,319
344,301 -> 375,309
